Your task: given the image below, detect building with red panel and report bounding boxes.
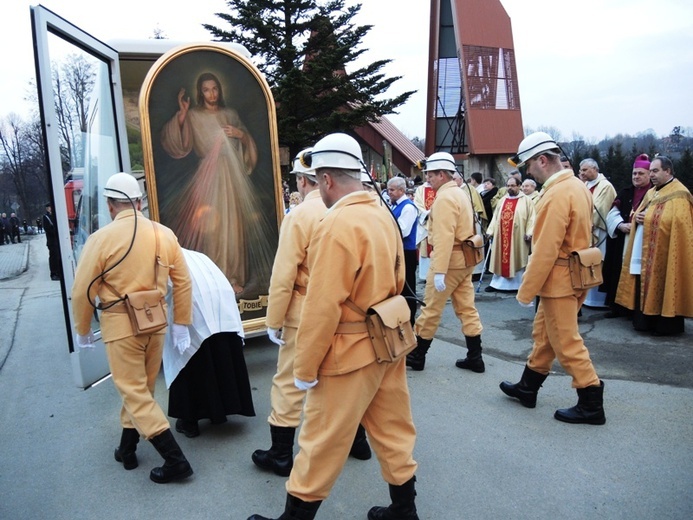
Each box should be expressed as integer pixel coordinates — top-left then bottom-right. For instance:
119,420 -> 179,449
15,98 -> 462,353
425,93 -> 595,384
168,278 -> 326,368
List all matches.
425,0 -> 524,180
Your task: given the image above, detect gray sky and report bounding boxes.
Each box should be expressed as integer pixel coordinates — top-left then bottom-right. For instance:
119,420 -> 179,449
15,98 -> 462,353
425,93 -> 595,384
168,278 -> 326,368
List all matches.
2,0 -> 692,142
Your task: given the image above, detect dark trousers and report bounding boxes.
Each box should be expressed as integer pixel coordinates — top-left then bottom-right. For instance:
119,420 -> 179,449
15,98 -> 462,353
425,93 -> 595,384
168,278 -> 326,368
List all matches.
402,248 -> 418,325
48,243 -> 61,278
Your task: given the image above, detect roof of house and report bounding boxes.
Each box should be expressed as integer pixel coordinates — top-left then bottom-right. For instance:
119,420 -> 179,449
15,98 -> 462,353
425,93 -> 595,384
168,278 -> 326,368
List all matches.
354,115 -> 425,173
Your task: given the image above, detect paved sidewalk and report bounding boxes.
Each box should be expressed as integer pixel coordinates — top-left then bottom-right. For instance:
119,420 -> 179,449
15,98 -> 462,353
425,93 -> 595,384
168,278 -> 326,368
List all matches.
0,235 -> 31,280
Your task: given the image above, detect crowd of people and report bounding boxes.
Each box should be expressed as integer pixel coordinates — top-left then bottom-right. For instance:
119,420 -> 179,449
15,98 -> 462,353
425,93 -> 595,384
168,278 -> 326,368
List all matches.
0,212 -> 23,245
66,125 -> 690,520
430,135 -> 692,342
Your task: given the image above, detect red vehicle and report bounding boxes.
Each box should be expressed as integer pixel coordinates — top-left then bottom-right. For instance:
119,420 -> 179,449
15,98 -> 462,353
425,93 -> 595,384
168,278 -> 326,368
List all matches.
63,177 -> 82,241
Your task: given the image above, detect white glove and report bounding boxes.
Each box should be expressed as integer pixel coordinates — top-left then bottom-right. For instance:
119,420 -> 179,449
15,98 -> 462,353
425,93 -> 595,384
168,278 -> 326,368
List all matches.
517,297 -> 534,308
76,331 -> 96,349
267,327 -> 285,346
434,273 -> 446,292
294,377 -> 318,391
172,323 -> 191,354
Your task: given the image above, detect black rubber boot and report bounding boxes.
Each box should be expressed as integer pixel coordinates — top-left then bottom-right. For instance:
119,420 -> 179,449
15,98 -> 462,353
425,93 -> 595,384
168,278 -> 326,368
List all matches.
247,493 -> 322,520
406,337 -> 432,371
149,429 -> 193,483
251,425 -> 296,477
367,476 -> 419,520
554,381 -> 606,425
114,428 -> 139,470
455,335 -> 485,373
499,365 -> 548,408
175,418 -> 200,438
349,424 -> 372,460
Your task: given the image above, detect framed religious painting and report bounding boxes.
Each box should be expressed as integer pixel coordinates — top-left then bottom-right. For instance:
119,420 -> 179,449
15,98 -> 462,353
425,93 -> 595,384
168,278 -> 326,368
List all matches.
139,43 -> 283,333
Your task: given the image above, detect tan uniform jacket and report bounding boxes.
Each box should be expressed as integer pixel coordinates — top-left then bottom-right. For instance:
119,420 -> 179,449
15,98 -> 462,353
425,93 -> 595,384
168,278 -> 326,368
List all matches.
590,174 -> 617,232
72,210 -> 192,341
294,192 -> 404,381
517,171 -> 593,302
429,180 -> 476,273
265,190 -> 326,329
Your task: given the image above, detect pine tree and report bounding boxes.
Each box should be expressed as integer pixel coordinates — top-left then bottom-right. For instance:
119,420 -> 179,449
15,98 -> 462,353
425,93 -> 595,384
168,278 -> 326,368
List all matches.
203,0 -> 415,157
603,141 -> 629,189
675,147 -> 693,191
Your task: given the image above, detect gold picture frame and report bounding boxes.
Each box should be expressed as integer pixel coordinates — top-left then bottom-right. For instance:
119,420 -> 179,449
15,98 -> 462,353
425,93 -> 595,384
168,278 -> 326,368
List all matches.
138,43 -> 283,333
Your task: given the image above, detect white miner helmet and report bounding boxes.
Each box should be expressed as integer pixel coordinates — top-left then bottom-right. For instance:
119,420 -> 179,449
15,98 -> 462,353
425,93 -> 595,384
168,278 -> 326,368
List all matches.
103,172 -> 142,200
424,152 -> 457,173
291,148 -> 315,177
309,133 -> 364,172
509,132 -> 559,167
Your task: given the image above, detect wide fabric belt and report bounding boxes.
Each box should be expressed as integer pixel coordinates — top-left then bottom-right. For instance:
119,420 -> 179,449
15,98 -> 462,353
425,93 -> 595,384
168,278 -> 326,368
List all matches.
293,284 -> 307,295
102,303 -> 128,313
451,244 -> 463,251
554,258 -> 570,266
335,321 -> 368,334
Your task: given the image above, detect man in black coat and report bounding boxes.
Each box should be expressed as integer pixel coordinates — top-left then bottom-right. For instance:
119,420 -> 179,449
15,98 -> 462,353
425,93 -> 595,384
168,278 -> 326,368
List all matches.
9,213 -> 21,243
43,203 -> 61,280
1,213 -> 10,245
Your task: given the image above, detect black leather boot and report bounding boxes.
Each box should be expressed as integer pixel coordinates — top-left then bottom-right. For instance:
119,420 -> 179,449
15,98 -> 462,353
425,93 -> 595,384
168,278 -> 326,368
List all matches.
455,335 -> 485,373
247,493 -> 322,520
554,381 -> 606,425
406,336 -> 432,371
252,425 -> 296,477
175,418 -> 200,438
499,365 -> 548,408
367,476 -> 419,520
114,428 -> 139,470
149,429 -> 193,483
349,424 -> 372,460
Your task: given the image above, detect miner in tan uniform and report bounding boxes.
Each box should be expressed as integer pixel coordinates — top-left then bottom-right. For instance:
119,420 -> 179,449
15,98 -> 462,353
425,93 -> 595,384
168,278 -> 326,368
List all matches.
499,133 -> 606,425
252,150 -> 371,478
71,172 -> 195,482
249,133 -> 419,520
406,152 -> 485,373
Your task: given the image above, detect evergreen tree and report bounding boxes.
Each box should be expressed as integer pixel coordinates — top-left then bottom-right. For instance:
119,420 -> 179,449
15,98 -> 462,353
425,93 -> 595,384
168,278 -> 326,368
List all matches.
675,147 -> 693,191
602,141 -> 629,189
588,146 -> 601,165
203,0 -> 415,156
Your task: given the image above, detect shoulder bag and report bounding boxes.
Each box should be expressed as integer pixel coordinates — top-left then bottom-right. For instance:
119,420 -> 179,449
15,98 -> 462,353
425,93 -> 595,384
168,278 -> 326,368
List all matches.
567,247 -> 603,290
344,296 -> 417,364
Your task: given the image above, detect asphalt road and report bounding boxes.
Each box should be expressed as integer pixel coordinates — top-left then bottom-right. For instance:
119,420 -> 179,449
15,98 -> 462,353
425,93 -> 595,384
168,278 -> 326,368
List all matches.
0,238 -> 691,520
429,280 -> 692,389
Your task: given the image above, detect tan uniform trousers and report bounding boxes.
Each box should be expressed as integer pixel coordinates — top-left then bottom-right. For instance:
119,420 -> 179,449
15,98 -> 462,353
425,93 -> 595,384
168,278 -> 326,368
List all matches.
105,334 -> 170,440
527,293 -> 600,389
269,325 -> 305,427
415,265 -> 483,339
288,359 -> 417,502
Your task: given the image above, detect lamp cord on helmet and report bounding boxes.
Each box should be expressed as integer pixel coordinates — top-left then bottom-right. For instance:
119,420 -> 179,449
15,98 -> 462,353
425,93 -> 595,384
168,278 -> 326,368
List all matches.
85,188 -> 138,310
